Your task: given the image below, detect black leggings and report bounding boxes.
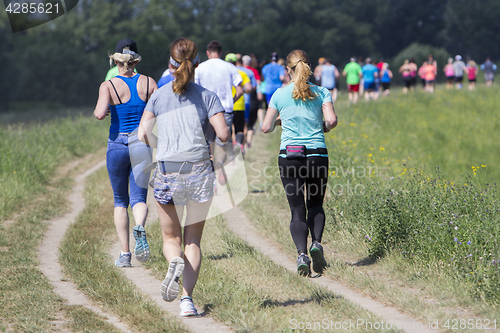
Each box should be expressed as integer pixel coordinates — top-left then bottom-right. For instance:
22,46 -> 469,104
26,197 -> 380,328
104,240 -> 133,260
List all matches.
278,156 -> 329,255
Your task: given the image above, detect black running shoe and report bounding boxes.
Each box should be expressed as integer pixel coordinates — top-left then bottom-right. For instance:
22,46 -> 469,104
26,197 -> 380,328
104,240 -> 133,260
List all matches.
309,241 -> 327,274
297,254 -> 311,277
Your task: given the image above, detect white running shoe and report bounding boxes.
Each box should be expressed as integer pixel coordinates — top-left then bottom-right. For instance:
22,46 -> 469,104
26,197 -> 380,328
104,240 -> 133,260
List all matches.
160,257 -> 185,302
179,297 -> 198,317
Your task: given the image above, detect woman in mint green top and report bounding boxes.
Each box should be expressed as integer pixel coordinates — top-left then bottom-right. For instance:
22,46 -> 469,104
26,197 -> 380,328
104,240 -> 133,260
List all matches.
262,50 -> 337,277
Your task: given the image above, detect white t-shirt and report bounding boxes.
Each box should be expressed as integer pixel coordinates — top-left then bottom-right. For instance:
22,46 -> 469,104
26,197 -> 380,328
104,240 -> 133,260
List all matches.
195,58 -> 242,113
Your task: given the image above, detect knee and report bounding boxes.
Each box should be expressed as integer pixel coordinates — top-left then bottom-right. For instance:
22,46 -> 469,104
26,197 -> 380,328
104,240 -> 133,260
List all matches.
290,206 -> 306,223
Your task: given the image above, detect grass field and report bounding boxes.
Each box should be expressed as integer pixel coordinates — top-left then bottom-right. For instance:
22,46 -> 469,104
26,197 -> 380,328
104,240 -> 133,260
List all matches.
242,84 -> 500,321
1,84 -> 500,331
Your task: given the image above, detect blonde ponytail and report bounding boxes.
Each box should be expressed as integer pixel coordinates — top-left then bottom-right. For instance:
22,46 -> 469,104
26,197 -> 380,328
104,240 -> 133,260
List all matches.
170,38 -> 199,95
109,46 -> 142,72
286,50 -> 316,101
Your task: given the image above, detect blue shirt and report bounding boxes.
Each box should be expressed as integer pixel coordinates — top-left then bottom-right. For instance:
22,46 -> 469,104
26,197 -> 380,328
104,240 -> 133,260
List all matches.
269,83 -> 332,157
321,64 -> 337,89
158,73 -> 175,88
262,62 -> 285,94
362,64 -> 378,83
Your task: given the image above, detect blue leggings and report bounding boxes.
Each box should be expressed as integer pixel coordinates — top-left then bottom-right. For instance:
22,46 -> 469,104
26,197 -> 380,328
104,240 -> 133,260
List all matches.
106,133 -> 152,208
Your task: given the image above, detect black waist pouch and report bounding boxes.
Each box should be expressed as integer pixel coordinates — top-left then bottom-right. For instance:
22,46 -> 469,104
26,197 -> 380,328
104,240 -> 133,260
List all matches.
159,161 -> 194,174
285,145 -> 306,159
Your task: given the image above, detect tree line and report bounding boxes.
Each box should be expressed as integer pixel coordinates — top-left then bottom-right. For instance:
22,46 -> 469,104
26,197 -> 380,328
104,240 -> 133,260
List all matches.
1,0 -> 499,108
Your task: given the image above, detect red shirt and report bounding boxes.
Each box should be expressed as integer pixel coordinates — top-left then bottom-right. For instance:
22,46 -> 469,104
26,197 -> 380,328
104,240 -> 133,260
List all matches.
245,66 -> 261,81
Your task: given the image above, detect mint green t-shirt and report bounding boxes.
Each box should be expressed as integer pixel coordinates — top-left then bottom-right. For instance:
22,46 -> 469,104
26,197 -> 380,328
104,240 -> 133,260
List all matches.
343,61 -> 362,85
269,83 -> 332,157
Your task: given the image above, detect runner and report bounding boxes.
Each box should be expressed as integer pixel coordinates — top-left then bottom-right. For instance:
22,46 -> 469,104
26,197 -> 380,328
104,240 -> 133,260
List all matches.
138,37 -> 229,316
261,52 -> 285,105
380,63 -> 393,96
362,58 -> 379,101
93,38 -> 157,267
453,55 -> 467,89
225,53 -> 252,155
467,60 -> 478,90
313,57 -> 326,85
261,49 -> 338,277
320,58 -> 340,103
481,57 -> 497,86
424,60 -> 437,93
158,65 -> 175,88
399,59 -> 412,94
443,58 -> 455,89
342,57 -> 362,104
194,40 -> 243,185
241,54 -> 260,149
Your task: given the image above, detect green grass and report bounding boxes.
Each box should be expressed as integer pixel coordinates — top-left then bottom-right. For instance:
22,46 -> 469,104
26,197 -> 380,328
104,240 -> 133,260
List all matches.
325,86 -> 500,304
143,214 -> 396,332
0,109 -> 116,332
0,109 -> 109,219
243,84 -> 500,316
59,168 -> 189,332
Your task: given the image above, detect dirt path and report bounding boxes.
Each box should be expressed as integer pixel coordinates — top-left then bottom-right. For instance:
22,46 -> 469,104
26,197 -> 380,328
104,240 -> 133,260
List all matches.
224,207 -> 434,333
37,159 -> 133,333
109,191 -> 234,333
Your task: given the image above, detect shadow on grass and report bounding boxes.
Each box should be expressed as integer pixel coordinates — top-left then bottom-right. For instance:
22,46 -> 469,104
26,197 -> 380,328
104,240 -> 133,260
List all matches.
260,294 -> 340,309
346,256 -> 378,267
204,253 -> 234,261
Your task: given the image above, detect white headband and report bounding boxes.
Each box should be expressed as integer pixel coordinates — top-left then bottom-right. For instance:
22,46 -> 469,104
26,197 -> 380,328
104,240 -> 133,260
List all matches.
170,54 -> 199,68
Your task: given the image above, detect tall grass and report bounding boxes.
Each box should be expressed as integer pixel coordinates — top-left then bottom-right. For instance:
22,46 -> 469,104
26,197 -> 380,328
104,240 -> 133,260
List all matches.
0,109 -> 113,331
324,86 -> 500,303
0,111 -> 109,219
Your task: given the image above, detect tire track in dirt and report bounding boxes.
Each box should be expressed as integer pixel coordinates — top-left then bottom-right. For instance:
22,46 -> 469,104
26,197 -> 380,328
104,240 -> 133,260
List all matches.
37,159 -> 133,333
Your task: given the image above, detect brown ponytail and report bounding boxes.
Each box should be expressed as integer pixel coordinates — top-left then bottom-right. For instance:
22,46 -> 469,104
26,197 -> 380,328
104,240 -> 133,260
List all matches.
170,38 -> 199,95
286,50 -> 316,101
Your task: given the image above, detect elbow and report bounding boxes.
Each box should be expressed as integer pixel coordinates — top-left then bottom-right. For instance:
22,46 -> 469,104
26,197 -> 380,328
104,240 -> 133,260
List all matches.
138,130 -> 146,144
94,111 -> 106,120
218,128 -> 230,143
261,124 -> 272,134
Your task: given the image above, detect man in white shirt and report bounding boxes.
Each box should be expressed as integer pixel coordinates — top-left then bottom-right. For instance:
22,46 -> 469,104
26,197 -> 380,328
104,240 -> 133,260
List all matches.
195,40 -> 243,184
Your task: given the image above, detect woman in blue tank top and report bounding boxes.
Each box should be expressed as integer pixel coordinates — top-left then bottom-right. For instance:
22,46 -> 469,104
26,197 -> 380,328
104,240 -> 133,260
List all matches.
94,39 -> 157,268
262,50 -> 337,277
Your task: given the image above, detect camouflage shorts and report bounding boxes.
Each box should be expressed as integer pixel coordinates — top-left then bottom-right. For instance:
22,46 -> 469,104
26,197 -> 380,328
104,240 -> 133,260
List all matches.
150,160 -> 215,206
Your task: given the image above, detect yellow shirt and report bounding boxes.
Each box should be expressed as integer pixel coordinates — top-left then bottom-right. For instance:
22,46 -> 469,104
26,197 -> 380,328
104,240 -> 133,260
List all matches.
233,70 -> 250,111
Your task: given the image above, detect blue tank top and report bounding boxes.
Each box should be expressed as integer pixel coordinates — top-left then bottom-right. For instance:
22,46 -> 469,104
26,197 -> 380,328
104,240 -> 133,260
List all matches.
109,74 -> 146,134
381,70 -> 391,83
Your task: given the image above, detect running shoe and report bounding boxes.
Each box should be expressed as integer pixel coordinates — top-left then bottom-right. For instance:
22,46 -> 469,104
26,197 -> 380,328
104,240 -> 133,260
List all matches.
161,257 -> 185,302
179,296 -> 199,317
309,241 -> 327,274
297,253 -> 311,277
115,252 -> 132,267
133,225 -> 150,262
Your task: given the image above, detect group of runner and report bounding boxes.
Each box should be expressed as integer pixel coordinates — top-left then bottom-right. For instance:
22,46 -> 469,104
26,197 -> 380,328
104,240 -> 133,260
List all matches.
95,39 -> 337,318
312,55 -> 498,102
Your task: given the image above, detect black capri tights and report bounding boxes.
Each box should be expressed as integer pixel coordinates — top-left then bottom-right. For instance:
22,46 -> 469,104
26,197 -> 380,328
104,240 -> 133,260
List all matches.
278,156 -> 329,255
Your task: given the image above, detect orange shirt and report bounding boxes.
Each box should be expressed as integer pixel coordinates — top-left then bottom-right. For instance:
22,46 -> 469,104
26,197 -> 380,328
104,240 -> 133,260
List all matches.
424,64 -> 437,81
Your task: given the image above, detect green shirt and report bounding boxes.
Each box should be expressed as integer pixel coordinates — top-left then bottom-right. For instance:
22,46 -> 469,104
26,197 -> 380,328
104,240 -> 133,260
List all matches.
343,62 -> 362,85
105,66 -> 137,81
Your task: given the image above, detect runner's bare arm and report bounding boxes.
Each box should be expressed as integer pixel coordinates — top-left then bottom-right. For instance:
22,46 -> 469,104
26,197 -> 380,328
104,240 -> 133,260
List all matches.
261,107 -> 279,133
138,110 -> 157,148
209,112 -> 229,143
322,102 -> 337,133
233,84 -> 243,103
94,82 -> 111,120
